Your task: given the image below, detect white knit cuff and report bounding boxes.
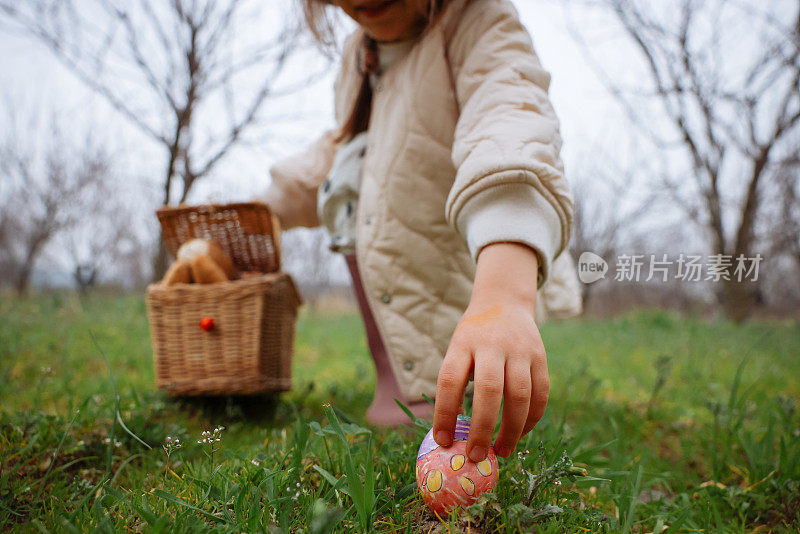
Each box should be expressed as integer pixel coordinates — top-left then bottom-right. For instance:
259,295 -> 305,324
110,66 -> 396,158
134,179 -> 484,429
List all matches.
455,183 -> 562,286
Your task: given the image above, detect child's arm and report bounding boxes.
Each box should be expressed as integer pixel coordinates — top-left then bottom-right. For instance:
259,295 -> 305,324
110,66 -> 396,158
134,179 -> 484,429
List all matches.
260,130 -> 339,229
433,242 -> 547,460
443,0 -> 574,285
433,0 -> 573,459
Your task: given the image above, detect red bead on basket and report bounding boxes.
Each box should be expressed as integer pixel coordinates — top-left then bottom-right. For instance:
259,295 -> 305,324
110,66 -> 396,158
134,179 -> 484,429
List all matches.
199,316 -> 215,331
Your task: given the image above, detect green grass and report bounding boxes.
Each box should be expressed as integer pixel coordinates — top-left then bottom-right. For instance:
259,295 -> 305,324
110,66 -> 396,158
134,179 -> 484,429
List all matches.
1,292 -> 799,532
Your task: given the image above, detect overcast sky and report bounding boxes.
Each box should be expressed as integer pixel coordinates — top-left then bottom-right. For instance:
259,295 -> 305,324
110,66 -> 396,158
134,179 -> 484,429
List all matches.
0,0 -> 667,288
0,0 -> 626,204
4,0 -> 792,293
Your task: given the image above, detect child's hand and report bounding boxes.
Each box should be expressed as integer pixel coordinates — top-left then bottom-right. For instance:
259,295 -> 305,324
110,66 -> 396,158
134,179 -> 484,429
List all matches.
432,242 -> 548,461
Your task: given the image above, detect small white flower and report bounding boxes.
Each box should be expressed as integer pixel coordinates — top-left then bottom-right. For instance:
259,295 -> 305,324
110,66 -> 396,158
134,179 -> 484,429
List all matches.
251,459 -> 260,466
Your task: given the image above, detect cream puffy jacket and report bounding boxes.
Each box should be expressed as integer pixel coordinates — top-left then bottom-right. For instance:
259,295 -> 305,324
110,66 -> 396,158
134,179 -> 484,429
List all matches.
263,0 -> 576,401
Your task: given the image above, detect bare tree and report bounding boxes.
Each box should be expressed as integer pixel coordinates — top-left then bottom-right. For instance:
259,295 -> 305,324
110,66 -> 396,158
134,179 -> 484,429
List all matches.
0,0 -> 320,279
569,136 -> 662,311
767,159 -> 800,266
756,156 -> 800,311
280,228 -> 346,308
0,110 -> 111,295
61,187 -> 154,293
566,0 -> 800,321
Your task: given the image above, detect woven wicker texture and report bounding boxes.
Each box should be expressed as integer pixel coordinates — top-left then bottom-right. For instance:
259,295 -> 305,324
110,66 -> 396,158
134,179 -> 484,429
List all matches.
157,202 -> 280,274
146,273 -> 301,396
147,203 -> 300,397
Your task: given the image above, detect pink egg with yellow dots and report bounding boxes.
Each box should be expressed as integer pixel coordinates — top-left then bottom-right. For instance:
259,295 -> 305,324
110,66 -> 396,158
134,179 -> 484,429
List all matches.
415,415 -> 499,515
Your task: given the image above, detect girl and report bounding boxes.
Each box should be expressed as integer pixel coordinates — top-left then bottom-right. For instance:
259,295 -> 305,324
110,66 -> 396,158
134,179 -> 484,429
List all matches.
263,0 -> 575,462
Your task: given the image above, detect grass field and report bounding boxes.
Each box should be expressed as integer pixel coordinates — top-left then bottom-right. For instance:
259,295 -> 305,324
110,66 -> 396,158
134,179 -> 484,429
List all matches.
1,292 -> 799,532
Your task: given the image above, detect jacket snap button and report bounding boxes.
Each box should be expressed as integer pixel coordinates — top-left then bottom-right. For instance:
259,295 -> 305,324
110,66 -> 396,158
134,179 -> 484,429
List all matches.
381,293 -> 391,304
404,361 -> 414,371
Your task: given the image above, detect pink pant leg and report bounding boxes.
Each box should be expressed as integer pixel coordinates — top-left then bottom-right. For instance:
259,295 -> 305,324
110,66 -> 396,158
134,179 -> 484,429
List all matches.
343,253 -> 434,425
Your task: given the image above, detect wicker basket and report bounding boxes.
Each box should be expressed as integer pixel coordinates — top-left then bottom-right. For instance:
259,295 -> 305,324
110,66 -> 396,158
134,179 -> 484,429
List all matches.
145,203 -> 301,396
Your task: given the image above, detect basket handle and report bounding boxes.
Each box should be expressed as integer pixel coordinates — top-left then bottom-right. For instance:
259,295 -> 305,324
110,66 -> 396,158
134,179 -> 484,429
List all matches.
270,212 -> 282,260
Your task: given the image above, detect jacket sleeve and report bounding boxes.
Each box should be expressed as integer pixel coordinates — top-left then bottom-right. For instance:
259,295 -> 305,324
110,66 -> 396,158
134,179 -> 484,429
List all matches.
444,0 -> 574,286
260,32 -> 363,231
261,130 -> 338,230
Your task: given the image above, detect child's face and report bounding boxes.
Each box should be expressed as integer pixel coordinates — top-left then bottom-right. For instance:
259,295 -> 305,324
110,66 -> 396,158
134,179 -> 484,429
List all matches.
333,0 -> 425,42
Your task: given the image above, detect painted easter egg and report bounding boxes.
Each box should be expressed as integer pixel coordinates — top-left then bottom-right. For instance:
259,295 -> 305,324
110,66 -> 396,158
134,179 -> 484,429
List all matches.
415,415 -> 499,515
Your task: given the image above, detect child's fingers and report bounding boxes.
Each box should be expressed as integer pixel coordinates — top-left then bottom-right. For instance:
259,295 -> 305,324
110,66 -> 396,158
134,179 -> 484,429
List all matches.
432,349 -> 472,447
522,356 -> 550,435
466,351 -> 504,462
493,357 -> 532,457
